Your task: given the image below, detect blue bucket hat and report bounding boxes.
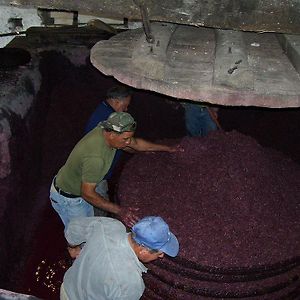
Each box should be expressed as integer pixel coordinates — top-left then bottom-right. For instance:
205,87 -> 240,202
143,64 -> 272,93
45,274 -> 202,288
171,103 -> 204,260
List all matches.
132,216 -> 179,257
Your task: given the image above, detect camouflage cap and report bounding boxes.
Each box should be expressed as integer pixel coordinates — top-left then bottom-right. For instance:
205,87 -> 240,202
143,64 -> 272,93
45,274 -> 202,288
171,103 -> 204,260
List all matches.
98,112 -> 137,133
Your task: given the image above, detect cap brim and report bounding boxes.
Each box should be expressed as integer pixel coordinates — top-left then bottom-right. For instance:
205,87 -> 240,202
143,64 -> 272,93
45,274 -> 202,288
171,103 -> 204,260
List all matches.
160,232 -> 179,257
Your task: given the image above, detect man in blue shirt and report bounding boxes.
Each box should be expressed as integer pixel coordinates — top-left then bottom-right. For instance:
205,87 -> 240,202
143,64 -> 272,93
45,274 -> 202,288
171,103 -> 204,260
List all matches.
85,85 -> 131,134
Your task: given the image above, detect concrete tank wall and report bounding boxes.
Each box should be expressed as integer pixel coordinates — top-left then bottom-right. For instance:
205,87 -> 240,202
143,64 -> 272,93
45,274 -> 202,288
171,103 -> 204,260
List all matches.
0,49 -> 42,288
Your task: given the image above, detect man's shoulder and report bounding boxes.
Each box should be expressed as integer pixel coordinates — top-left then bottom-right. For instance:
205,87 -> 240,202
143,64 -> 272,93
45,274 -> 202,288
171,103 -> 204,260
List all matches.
80,127 -> 104,148
86,217 -> 126,245
94,101 -> 114,118
100,217 -> 125,228
94,217 -> 127,237
84,101 -> 114,134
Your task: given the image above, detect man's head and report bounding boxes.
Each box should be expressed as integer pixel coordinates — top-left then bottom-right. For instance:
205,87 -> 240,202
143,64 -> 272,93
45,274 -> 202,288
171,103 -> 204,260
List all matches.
106,86 -> 132,112
131,216 -> 179,263
99,112 -> 136,149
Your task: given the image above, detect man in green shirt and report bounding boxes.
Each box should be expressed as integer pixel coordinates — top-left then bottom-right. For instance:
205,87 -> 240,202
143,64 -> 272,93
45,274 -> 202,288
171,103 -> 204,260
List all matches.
50,112 -> 180,228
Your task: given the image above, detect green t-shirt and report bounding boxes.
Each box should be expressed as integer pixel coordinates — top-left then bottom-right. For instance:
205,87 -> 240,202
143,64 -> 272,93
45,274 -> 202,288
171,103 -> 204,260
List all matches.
56,127 -> 116,196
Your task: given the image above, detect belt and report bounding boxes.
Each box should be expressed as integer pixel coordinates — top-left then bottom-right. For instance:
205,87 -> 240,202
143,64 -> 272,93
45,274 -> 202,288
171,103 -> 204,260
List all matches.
54,177 -> 80,198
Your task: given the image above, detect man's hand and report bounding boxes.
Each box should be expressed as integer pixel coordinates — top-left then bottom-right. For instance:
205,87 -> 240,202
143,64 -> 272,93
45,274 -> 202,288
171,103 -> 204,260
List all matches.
118,206 -> 140,227
67,245 -> 81,259
167,144 -> 185,153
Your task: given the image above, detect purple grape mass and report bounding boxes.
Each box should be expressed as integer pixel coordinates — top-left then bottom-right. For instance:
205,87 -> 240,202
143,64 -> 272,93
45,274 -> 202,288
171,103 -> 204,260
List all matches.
118,131 -> 300,299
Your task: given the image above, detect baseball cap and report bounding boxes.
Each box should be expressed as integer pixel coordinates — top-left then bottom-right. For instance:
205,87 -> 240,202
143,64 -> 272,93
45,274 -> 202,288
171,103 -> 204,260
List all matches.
99,112 -> 136,133
132,216 -> 179,257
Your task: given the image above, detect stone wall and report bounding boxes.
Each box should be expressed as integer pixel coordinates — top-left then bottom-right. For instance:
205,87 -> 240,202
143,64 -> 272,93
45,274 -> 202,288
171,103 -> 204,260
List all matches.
0,49 -> 42,288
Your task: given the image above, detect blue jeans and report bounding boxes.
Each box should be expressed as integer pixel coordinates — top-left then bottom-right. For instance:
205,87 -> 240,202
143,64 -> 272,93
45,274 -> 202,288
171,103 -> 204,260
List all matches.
50,179 -> 94,229
184,104 -> 217,137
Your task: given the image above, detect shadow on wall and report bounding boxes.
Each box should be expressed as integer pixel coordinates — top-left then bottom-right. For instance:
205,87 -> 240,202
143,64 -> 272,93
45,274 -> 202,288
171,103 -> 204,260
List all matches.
0,48 -> 31,70
218,107 -> 300,164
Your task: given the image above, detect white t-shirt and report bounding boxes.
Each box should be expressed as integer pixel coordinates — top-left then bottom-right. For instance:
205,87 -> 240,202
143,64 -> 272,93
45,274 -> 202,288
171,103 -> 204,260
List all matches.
63,217 -> 147,300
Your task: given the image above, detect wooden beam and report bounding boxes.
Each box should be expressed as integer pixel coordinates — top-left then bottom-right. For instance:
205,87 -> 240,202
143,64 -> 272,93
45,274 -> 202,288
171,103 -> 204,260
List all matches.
2,0 -> 300,34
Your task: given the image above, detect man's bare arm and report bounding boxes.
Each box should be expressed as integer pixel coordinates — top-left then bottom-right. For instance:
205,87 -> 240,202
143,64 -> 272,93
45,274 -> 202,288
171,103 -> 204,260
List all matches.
81,182 -> 121,214
81,182 -> 139,227
124,137 -> 182,153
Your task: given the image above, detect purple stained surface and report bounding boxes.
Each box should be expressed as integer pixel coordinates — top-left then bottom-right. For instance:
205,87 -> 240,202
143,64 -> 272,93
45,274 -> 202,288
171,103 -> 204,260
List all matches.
118,131 -> 300,299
